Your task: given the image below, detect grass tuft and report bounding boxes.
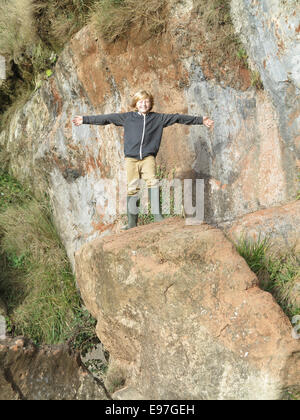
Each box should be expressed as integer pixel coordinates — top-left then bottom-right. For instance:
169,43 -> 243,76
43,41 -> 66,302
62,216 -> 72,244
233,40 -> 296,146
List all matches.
235,235 -> 300,321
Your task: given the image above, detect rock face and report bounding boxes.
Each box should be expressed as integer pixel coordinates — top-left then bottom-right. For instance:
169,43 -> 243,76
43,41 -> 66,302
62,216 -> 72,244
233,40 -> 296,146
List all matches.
75,218 -> 300,400
0,0 -> 299,269
231,0 -> 300,184
223,200 -> 300,254
0,337 -> 108,400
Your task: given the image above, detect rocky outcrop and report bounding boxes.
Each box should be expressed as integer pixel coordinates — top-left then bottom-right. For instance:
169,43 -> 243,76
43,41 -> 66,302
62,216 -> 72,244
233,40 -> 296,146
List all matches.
0,337 -> 109,400
223,199 -> 300,254
1,0 -> 299,399
75,218 -> 300,400
0,0 -> 299,269
231,0 -> 300,183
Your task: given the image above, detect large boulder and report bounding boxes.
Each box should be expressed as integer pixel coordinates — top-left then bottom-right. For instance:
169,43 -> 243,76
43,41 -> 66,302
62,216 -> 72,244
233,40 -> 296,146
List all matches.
75,218 -> 300,400
222,200 -> 300,254
0,337 -> 108,400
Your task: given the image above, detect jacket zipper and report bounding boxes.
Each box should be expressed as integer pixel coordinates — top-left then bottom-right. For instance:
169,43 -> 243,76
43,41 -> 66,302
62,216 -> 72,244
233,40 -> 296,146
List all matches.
139,113 -> 146,160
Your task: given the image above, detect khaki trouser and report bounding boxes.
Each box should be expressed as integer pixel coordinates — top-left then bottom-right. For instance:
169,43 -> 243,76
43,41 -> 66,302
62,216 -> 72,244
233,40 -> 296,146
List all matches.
125,155 -> 159,196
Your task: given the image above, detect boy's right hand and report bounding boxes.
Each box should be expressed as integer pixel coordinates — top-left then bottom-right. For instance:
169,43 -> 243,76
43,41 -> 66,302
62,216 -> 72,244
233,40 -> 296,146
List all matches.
72,115 -> 83,126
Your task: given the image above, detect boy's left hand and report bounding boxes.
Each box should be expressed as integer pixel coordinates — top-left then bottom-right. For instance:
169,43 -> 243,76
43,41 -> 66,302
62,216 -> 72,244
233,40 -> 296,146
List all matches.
203,116 -> 214,129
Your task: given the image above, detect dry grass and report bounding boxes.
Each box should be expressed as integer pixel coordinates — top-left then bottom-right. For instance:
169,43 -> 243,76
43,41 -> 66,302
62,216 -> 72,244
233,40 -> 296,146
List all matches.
89,0 -> 168,43
0,0 -> 38,62
0,1 -> 50,124
34,0 -> 96,49
0,0 -> 96,127
0,0 -> 95,64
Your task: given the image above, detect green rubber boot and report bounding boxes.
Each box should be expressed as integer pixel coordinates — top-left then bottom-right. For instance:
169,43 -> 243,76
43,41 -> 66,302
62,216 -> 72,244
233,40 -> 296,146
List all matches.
148,187 -> 164,222
125,194 -> 139,229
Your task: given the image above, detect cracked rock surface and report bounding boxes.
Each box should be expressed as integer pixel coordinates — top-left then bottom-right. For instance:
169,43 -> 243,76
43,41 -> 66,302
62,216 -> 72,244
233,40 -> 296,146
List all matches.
0,337 -> 109,400
75,217 -> 300,400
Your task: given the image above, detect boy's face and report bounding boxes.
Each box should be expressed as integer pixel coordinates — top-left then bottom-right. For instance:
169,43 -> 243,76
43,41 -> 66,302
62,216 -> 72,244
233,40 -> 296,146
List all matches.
136,97 -> 151,114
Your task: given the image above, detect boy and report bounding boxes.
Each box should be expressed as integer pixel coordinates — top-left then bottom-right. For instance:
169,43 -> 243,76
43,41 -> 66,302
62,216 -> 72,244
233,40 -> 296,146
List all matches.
72,90 -> 214,229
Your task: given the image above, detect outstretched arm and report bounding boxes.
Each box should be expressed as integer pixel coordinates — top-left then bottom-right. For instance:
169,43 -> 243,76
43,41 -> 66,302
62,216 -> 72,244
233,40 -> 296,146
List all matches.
161,113 -> 214,129
72,113 -> 130,127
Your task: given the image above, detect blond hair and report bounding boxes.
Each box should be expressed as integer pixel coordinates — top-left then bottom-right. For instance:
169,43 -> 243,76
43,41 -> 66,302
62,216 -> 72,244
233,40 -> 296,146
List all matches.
131,90 -> 154,111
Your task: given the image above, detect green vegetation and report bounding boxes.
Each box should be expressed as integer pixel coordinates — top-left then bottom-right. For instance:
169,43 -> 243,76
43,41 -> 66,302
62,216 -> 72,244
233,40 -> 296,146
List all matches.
0,0 -> 95,129
0,170 -> 98,352
235,235 -> 300,321
250,70 -> 264,90
236,47 -> 248,64
0,170 -> 32,211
